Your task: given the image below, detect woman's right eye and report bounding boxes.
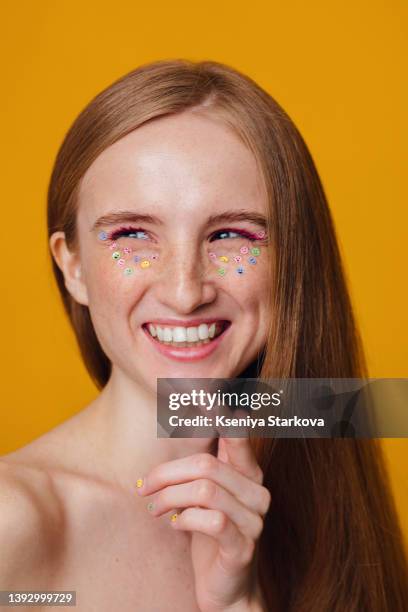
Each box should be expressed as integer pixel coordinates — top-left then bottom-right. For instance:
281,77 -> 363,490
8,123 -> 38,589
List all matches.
210,230 -> 245,242
109,227 -> 149,241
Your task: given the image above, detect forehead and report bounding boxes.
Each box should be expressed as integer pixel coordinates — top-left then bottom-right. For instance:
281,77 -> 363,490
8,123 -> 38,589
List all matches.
77,110 -> 267,225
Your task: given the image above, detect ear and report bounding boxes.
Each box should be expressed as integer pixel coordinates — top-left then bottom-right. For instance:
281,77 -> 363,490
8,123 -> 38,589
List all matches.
49,231 -> 89,306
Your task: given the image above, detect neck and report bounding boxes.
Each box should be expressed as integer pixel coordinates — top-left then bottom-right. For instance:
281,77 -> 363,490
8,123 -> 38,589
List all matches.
86,366 -> 218,491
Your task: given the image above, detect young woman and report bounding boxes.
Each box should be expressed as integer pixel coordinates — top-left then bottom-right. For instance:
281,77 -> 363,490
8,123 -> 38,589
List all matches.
1,59 -> 407,611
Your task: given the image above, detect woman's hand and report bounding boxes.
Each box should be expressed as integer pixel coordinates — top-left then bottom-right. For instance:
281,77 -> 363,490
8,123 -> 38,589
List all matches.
136,436 -> 271,612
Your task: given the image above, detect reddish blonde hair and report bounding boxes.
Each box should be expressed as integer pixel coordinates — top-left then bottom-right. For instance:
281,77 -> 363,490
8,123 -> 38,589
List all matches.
47,59 -> 408,610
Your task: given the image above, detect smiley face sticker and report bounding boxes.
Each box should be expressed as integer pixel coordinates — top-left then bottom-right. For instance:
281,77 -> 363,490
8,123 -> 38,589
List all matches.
208,236 -> 265,278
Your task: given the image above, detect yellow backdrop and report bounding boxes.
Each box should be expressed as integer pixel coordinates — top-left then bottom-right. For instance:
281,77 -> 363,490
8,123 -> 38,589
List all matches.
1,0 -> 406,548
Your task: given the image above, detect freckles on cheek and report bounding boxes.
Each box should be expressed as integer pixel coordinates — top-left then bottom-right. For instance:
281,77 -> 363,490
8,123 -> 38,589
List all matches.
88,251 -> 154,314
231,272 -> 269,311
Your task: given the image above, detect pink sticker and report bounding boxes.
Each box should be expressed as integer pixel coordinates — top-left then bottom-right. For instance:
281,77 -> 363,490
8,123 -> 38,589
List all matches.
233,255 -> 242,263
123,247 -> 132,254
151,254 -> 159,260
109,242 -> 118,250
256,230 -> 266,239
239,246 -> 249,255
209,252 -> 217,259
117,258 -> 126,267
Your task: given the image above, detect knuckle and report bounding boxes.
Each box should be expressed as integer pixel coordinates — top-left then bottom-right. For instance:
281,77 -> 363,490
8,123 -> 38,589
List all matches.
195,479 -> 217,504
210,511 -> 228,534
195,453 -> 217,476
253,514 -> 264,539
260,487 -> 272,514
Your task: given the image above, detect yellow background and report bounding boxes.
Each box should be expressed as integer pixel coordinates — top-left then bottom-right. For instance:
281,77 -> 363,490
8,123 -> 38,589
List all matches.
1,1 -> 407,547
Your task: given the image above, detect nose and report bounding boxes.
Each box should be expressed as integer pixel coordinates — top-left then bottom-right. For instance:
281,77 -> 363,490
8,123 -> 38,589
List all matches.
153,243 -> 217,313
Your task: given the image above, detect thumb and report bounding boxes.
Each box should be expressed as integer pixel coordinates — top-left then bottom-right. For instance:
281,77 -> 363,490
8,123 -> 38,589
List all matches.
216,437 -> 229,463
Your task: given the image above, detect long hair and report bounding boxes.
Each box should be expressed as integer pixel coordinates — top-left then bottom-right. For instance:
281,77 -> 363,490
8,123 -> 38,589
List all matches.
47,59 -> 408,610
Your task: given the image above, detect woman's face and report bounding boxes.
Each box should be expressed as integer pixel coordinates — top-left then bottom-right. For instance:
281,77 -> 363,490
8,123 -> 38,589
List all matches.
65,110 -> 271,390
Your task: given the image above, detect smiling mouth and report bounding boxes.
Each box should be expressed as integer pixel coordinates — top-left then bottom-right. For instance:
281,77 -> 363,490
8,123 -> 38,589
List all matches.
142,320 -> 231,348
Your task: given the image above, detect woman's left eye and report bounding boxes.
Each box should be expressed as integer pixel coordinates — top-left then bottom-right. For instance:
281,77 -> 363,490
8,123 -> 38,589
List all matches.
210,230 -> 243,241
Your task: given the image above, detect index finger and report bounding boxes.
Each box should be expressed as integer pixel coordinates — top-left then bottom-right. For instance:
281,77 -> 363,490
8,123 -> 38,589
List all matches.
218,435 -> 263,484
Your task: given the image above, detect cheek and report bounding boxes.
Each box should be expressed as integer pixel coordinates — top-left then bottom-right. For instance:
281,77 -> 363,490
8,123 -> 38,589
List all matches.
232,270 -> 269,315
83,252 -> 157,360
85,247 -> 159,315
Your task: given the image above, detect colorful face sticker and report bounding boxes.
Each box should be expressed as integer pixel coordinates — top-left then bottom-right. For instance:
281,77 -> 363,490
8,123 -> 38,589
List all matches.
207,229 -> 267,278
98,230 -> 160,276
97,226 -> 267,279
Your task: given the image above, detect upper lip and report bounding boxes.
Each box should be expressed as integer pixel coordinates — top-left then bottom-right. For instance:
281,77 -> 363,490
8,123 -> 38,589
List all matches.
143,318 -> 230,327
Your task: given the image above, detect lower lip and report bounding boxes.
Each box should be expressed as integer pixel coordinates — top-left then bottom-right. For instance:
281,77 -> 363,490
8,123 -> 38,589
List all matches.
142,324 -> 231,362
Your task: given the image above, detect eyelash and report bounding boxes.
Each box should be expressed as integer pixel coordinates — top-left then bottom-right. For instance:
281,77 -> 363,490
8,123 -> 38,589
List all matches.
108,226 -> 262,242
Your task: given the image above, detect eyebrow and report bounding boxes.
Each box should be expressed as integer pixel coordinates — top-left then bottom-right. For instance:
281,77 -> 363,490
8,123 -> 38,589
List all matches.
91,211 -> 164,231
91,209 -> 267,232
207,211 -> 267,227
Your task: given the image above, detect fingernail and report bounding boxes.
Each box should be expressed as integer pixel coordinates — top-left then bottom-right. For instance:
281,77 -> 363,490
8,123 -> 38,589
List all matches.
147,502 -> 155,512
170,512 -> 178,523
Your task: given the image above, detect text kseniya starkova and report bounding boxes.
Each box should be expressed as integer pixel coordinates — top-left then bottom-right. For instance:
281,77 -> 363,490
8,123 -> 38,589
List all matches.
167,389 -> 325,428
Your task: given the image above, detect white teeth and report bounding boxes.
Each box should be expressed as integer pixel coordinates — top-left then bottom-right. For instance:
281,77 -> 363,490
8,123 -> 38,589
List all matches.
198,323 -> 209,340
186,327 -> 199,342
146,322 -> 224,345
173,327 -> 187,342
163,327 -> 173,342
148,324 -> 157,337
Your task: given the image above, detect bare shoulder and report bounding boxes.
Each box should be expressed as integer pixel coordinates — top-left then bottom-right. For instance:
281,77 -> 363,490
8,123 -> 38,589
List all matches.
0,459 -> 64,587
